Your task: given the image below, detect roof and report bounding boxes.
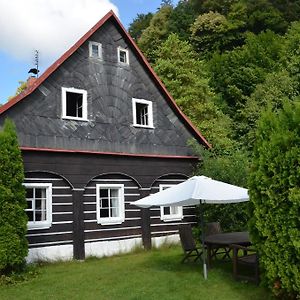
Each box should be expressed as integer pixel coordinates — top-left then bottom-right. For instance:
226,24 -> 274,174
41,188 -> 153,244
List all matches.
0,10 -> 211,149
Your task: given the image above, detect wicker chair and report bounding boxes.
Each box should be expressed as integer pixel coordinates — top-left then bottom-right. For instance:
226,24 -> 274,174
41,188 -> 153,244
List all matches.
178,224 -> 203,263
231,244 -> 259,285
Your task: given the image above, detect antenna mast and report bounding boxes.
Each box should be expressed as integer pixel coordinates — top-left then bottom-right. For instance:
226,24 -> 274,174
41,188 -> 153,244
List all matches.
34,50 -> 39,78
28,50 -> 40,78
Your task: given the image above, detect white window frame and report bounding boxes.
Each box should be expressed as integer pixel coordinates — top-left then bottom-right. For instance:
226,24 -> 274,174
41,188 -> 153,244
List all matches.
117,46 -> 129,65
89,41 -> 102,59
24,183 -> 52,229
96,184 -> 125,225
160,184 -> 183,222
61,87 -> 88,121
132,98 -> 154,128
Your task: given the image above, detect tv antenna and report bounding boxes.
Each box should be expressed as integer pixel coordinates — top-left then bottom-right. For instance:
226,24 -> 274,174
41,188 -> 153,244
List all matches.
28,50 -> 40,78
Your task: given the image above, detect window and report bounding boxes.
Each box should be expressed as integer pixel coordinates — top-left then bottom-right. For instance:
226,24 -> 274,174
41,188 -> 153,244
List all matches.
89,41 -> 102,59
62,87 -> 88,120
96,184 -> 125,225
118,47 -> 129,65
160,184 -> 183,222
25,183 -> 52,229
132,98 -> 154,128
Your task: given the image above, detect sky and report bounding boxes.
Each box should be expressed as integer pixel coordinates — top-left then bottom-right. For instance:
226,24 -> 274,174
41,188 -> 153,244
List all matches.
0,0 -> 179,104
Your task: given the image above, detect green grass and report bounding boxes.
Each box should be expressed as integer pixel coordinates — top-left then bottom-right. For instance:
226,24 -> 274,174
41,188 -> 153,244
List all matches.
0,246 -> 273,300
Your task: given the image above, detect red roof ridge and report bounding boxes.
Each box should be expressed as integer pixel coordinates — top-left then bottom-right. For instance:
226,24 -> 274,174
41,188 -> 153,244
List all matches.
0,10 -> 211,148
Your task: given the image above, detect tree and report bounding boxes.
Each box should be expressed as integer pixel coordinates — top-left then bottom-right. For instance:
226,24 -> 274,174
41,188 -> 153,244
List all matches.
153,33 -> 235,152
128,13 -> 153,41
191,11 -> 242,55
208,30 -> 282,111
191,143 -> 250,232
138,5 -> 173,62
281,21 -> 300,88
240,70 -> 298,149
0,119 -> 28,274
249,101 -> 300,298
271,0 -> 300,23
250,0 -> 287,33
167,1 -> 198,41
8,81 -> 27,101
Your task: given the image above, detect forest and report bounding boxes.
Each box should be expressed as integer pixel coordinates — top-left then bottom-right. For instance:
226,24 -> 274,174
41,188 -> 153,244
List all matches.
129,0 -> 300,170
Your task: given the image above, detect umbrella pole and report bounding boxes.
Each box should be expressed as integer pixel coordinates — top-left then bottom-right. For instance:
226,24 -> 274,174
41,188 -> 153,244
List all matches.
199,200 -> 207,280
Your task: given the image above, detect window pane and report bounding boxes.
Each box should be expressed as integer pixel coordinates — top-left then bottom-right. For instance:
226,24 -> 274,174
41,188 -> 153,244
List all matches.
100,208 -> 109,218
35,211 -> 43,221
110,198 -> 118,208
100,189 -> 108,198
26,188 -> 33,198
35,199 -> 41,209
98,186 -> 123,221
170,207 -> 178,214
110,189 -> 119,198
101,198 -> 109,209
41,210 -> 47,221
92,44 -> 99,57
111,207 -> 118,218
136,103 -> 148,125
36,199 -> 46,210
119,50 -> 127,63
163,207 -> 170,215
26,211 -> 33,221
35,188 -> 46,199
26,200 -> 33,209
66,92 -> 83,118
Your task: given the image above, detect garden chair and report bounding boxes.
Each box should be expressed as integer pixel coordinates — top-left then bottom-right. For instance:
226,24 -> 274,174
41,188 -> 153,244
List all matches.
205,222 -> 231,261
231,244 -> 259,285
178,224 -> 203,263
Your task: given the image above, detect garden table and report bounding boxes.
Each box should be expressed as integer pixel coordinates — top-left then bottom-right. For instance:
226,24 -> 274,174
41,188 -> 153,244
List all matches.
204,231 -> 250,268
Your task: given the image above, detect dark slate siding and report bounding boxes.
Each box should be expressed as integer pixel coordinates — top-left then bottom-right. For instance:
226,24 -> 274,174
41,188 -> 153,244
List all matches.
0,19 -> 197,156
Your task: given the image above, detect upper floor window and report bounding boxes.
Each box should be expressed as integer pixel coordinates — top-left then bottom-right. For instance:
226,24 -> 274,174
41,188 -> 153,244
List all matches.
96,184 -> 125,225
89,41 -> 102,59
118,47 -> 129,65
159,184 -> 183,222
62,87 -> 88,121
132,98 -> 154,128
25,183 -> 52,229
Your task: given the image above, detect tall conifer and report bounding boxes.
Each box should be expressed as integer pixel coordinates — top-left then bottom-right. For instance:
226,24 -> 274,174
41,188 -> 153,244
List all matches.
0,119 -> 28,274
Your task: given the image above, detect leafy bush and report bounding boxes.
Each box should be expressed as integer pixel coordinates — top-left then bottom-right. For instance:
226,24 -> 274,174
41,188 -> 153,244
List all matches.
249,101 -> 300,298
192,142 -> 250,232
0,119 -> 28,274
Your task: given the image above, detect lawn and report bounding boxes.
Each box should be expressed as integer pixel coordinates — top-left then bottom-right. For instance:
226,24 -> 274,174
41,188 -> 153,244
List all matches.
0,246 -> 274,300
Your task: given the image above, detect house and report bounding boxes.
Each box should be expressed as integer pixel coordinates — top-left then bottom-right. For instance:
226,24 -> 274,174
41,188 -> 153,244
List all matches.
0,11 -> 210,262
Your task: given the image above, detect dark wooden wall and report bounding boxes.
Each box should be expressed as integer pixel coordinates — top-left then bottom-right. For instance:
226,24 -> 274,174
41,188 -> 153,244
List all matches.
23,150 -> 198,258
25,171 -> 73,249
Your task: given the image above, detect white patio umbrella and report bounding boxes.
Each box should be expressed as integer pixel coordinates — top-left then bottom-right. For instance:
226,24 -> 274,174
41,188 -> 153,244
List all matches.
132,175 -> 249,279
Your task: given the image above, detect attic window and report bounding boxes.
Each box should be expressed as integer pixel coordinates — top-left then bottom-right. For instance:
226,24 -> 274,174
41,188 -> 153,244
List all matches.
89,41 -> 102,59
62,87 -> 88,121
118,47 -> 129,65
132,98 -> 153,128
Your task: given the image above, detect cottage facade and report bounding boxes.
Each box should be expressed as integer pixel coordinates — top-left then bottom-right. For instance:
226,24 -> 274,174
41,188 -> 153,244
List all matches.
0,11 -> 210,262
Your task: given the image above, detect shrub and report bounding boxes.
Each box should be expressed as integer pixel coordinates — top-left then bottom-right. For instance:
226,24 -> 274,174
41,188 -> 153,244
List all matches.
0,119 -> 28,274
192,143 -> 250,232
248,101 -> 300,298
